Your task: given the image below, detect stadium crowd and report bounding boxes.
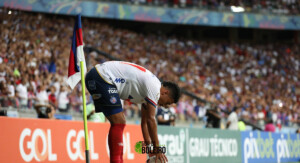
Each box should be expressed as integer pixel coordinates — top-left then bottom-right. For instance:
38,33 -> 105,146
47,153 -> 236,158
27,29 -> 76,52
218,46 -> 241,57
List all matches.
0,9 -> 300,130
113,0 -> 300,15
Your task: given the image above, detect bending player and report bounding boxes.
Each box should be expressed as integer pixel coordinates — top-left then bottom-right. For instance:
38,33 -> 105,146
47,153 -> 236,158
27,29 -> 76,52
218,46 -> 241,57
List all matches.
85,61 -> 180,163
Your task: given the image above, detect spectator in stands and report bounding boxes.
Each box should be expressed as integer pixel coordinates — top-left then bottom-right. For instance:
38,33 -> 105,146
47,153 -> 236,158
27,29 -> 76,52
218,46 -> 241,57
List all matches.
194,101 -> 207,122
73,90 -> 83,112
177,95 -> 187,121
123,100 -> 140,119
238,121 -> 247,131
35,84 -> 49,105
57,86 -> 70,112
241,107 -> 251,122
0,109 -> 7,116
205,106 -> 221,128
226,107 -> 241,130
27,86 -> 36,109
16,79 -> 28,109
86,102 -> 106,122
156,106 -> 176,126
264,118 -> 276,132
185,97 -> 198,122
48,86 -> 57,106
2,10 -> 300,130
34,103 -> 56,119
7,80 -> 15,107
257,107 -> 265,129
0,81 -> 9,107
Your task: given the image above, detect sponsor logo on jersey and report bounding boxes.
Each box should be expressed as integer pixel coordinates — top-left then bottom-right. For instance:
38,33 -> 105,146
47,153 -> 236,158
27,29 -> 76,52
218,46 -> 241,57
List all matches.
87,80 -> 96,90
92,94 -> 102,100
108,88 -> 118,94
110,96 -> 117,104
114,78 -> 126,83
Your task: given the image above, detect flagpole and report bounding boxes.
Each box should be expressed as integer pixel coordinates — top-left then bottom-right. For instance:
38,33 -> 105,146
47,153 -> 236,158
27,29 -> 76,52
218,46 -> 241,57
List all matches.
80,61 -> 90,163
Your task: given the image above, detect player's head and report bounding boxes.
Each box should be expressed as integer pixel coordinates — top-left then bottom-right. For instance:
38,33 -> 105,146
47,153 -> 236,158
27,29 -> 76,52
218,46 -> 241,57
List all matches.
233,106 -> 241,114
158,81 -> 181,107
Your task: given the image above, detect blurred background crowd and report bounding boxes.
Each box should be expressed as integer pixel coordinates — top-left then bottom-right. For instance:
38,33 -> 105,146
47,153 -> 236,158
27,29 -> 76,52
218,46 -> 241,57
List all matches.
0,7 -> 299,131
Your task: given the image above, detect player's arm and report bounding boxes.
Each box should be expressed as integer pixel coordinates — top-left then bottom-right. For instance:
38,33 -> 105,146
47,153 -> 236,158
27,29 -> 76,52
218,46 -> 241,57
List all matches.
141,103 -> 151,146
143,102 -> 168,163
143,102 -> 159,147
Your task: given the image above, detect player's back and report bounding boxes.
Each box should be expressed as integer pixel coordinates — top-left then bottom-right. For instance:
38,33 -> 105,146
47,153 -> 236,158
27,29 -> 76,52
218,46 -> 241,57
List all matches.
95,61 -> 161,105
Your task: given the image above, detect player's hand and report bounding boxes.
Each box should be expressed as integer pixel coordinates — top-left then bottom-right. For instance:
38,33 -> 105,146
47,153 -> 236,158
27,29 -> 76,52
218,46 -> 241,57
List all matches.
155,153 -> 168,163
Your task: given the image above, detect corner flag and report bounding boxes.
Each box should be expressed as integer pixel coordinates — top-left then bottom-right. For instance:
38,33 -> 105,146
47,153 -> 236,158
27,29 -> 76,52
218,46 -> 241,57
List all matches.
67,14 -> 87,89
66,14 -> 90,163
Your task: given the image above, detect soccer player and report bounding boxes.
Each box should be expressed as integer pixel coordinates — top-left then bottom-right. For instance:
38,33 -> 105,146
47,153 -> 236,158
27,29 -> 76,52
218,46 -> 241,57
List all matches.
85,61 -> 180,163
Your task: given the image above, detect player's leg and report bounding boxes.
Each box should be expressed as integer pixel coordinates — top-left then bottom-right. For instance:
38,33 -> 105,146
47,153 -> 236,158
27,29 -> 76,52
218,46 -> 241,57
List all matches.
106,112 -> 126,163
106,111 -> 126,124
97,89 -> 125,163
85,67 -> 125,163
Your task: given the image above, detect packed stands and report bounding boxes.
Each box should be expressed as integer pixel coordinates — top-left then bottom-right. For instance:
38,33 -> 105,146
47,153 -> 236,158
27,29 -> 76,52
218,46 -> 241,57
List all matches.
0,8 -> 299,130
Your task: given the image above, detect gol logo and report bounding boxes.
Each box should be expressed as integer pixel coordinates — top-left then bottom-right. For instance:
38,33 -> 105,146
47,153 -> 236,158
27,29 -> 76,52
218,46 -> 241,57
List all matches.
66,129 -> 99,161
19,128 -> 57,162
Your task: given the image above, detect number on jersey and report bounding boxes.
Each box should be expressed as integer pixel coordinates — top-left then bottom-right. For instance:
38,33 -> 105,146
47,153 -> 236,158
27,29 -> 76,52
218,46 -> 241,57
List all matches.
121,62 -> 146,72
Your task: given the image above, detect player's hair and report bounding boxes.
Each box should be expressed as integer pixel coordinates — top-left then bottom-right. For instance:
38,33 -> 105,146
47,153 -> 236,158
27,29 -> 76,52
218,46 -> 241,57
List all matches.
162,81 -> 181,103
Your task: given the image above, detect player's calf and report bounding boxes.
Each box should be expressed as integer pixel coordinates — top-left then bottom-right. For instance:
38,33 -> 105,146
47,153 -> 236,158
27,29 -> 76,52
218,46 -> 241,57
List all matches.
109,123 -> 126,163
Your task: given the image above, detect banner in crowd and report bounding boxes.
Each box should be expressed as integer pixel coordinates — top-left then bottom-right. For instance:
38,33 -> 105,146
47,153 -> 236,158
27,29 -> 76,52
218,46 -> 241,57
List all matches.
0,117 -> 145,162
1,0 -> 300,30
157,126 -> 242,163
241,131 -> 300,163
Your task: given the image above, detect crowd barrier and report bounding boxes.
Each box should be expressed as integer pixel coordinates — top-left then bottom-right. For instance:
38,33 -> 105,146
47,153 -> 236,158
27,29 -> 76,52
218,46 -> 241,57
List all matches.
158,126 -> 242,163
241,131 -> 300,163
158,126 -> 300,163
0,117 -> 299,163
0,117 -> 145,162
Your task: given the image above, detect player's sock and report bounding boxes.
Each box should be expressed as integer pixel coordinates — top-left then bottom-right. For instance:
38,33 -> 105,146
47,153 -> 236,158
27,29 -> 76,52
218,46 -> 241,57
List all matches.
108,123 -> 125,163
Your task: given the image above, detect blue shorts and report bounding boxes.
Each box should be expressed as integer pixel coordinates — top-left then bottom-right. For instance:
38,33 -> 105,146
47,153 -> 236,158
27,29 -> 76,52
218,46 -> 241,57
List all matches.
85,67 -> 123,116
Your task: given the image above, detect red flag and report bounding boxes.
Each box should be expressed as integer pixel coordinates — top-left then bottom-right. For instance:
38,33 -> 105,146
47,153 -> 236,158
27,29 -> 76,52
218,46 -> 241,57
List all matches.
66,15 -> 86,89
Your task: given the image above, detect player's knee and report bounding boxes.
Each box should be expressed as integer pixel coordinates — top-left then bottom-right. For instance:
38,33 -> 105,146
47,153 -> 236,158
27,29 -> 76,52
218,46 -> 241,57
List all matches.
113,117 -> 126,124
119,114 -> 126,124
107,112 -> 126,124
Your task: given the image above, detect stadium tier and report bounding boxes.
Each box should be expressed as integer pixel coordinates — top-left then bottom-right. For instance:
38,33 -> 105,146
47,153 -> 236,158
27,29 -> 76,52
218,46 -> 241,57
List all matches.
0,0 -> 300,162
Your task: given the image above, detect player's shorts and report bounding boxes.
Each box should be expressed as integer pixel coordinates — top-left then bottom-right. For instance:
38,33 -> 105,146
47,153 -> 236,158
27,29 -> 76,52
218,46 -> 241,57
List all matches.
85,67 -> 123,117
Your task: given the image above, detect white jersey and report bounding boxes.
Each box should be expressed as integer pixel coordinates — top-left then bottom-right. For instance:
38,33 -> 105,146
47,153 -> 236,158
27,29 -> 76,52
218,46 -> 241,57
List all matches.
228,112 -> 239,130
95,61 -> 161,107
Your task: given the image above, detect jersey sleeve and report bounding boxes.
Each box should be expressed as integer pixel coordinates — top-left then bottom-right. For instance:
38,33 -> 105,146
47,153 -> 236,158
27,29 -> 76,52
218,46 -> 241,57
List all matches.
143,75 -> 161,108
